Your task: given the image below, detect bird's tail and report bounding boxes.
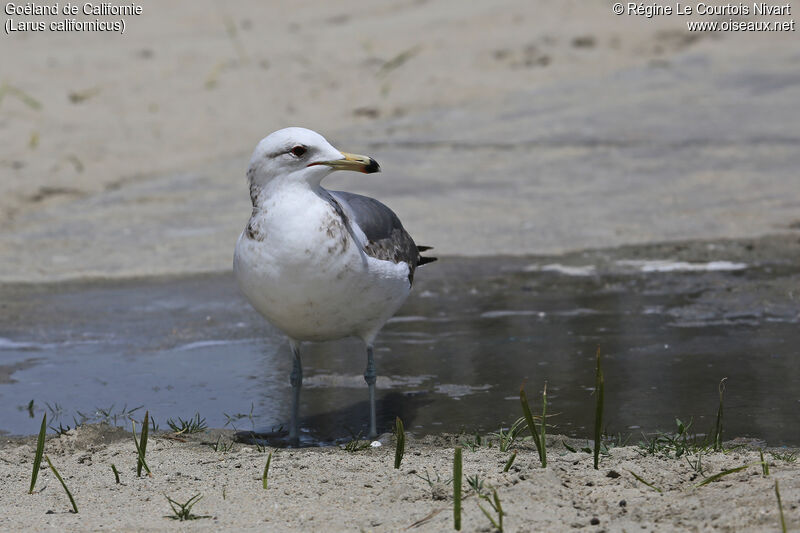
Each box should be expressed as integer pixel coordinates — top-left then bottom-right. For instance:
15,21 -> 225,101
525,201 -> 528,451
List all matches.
417,245 -> 437,266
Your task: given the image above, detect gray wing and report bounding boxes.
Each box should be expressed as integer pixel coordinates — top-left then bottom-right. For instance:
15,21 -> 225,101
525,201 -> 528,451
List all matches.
327,190 -> 435,283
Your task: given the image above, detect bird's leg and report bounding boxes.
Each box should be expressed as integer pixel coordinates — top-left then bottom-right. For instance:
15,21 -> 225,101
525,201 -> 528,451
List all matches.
289,339 -> 302,444
364,344 -> 377,438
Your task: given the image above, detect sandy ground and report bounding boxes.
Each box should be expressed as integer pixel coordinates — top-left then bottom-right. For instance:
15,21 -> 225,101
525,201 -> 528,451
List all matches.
0,424 -> 798,532
2,0 -> 799,281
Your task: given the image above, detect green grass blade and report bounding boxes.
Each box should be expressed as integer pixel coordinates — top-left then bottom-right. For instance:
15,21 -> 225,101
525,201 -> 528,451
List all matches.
132,420 -> 151,476
29,413 -> 47,494
137,411 -> 149,477
394,417 -> 405,469
111,463 -> 121,484
478,503 -> 499,530
627,470 -> 662,492
520,384 -> 544,466
541,382 -> 547,468
453,446 -> 462,531
493,489 -> 504,531
760,449 -> 769,476
45,455 -> 78,513
262,452 -> 272,490
776,479 -> 787,533
166,494 -> 180,516
712,378 -> 726,451
694,462 -> 760,488
2,84 -> 43,110
593,348 -> 604,470
503,451 -> 517,472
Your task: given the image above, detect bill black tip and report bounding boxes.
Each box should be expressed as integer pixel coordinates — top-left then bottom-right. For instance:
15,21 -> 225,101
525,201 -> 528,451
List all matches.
365,157 -> 381,173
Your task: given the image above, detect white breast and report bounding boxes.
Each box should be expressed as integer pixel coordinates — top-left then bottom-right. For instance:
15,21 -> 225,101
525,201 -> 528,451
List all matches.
233,185 -> 411,342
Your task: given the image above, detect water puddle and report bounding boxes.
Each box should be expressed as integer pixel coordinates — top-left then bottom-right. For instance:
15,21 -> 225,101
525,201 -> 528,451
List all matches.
1,246 -> 798,445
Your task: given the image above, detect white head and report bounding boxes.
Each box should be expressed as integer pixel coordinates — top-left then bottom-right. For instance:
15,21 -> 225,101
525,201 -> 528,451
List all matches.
246,127 -> 379,194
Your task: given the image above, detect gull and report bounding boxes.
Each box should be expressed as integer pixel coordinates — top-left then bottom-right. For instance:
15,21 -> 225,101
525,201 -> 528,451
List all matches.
234,127 -> 435,442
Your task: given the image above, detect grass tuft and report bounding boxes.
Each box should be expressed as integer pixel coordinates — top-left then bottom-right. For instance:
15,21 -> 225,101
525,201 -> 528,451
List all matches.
453,446 -> 462,531
29,413 -> 47,494
686,452 -> 705,475
111,463 -> 121,484
638,418 -> 697,458
262,452 -> 272,490
466,473 -> 485,495
343,431 -> 371,452
413,469 -> 452,496
49,422 -> 72,435
45,455 -> 78,513
165,493 -> 205,521
593,348 -> 605,470
223,403 -> 255,431
459,431 -> 483,452
167,413 -> 207,435
209,436 -> 234,453
490,417 -> 527,453
770,451 -> 797,463
394,417 -> 405,469
760,449 -> 769,477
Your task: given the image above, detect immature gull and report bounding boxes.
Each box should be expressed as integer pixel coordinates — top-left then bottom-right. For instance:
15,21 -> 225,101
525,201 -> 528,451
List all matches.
234,127 -> 435,442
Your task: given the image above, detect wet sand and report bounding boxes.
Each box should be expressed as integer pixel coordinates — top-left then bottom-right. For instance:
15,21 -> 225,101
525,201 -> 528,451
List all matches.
2,234 -> 800,444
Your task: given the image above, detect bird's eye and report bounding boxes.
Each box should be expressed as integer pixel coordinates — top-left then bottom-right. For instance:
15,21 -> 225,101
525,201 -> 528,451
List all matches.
290,145 -> 306,157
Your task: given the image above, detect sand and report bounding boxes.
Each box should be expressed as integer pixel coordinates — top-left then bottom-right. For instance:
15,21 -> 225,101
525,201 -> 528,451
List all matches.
1,424 -> 797,531
2,0 -> 798,281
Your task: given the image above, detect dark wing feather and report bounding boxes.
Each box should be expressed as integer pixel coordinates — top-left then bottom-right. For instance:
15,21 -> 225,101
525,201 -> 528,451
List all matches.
327,190 -> 436,283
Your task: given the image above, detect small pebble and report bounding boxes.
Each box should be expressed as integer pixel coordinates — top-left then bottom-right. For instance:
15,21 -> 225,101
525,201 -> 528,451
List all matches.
619,500 -> 627,507
590,517 -> 600,525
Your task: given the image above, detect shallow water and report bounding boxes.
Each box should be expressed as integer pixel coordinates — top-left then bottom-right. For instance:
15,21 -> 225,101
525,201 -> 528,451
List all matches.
1,251 -> 799,445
